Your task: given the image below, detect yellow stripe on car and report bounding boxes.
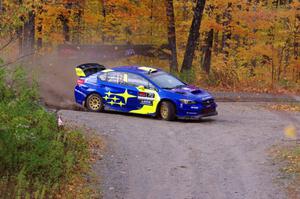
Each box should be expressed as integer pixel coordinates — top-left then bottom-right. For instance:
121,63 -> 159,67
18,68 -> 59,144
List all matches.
130,88 -> 160,115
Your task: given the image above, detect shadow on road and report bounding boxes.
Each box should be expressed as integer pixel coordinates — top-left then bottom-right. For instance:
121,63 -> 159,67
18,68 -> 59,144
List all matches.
61,108 -> 218,123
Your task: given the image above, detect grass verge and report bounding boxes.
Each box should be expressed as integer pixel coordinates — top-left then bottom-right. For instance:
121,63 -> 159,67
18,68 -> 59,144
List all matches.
272,144 -> 300,199
0,67 -> 102,198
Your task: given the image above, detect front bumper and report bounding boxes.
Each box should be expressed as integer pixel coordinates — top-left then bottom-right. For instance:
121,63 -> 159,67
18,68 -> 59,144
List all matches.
177,111 -> 218,120
176,99 -> 218,120
176,97 -> 218,120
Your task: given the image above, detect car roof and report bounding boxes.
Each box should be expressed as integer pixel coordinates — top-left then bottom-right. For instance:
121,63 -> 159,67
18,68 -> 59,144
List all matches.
111,66 -> 162,75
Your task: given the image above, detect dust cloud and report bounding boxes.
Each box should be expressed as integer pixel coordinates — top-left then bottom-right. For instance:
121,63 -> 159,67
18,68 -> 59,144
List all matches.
16,45 -> 167,109
29,49 -> 121,109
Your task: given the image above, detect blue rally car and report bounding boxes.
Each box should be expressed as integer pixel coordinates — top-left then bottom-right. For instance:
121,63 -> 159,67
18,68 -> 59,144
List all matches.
74,63 -> 217,121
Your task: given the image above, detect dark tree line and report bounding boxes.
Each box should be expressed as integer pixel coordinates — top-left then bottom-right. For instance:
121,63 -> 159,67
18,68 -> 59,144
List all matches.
165,0 -> 179,73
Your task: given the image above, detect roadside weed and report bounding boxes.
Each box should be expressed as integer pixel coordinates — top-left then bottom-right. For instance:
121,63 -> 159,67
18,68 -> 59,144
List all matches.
0,67 -> 96,198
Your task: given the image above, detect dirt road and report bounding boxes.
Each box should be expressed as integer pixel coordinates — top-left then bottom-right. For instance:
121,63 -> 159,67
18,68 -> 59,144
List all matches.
59,102 -> 300,199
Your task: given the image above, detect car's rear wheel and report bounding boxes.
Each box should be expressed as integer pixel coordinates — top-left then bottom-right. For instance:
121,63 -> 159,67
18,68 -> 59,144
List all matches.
160,101 -> 176,121
86,93 -> 104,112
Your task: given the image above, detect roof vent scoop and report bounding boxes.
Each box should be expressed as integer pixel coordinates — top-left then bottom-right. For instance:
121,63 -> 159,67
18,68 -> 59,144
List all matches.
175,91 -> 186,95
191,90 -> 202,95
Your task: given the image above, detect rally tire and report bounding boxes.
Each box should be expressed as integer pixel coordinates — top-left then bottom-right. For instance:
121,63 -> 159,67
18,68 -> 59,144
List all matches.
160,101 -> 176,121
86,93 -> 104,112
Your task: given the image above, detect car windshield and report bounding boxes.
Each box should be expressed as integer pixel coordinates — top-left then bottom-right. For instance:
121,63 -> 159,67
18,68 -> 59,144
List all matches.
148,71 -> 185,89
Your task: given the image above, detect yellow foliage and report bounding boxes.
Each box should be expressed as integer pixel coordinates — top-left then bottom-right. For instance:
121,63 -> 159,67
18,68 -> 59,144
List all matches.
1,0 -> 299,93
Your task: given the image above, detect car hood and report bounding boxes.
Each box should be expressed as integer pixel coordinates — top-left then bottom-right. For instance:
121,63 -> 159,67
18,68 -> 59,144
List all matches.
167,85 -> 213,101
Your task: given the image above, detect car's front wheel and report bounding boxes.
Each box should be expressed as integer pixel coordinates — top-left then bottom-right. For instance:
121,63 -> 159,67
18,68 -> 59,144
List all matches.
86,93 -> 104,112
160,101 -> 176,121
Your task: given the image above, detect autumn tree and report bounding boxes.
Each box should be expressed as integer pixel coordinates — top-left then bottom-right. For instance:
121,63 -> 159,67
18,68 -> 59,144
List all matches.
0,0 -> 2,12
0,0 -> 299,91
165,0 -> 178,72
181,0 -> 206,73
100,0 -> 106,43
201,28 -> 213,74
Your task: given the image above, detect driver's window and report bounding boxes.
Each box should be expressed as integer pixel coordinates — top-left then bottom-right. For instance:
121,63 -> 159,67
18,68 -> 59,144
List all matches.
126,73 -> 155,89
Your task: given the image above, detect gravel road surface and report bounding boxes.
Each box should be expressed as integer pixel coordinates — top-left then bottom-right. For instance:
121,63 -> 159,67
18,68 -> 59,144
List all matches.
59,102 -> 300,199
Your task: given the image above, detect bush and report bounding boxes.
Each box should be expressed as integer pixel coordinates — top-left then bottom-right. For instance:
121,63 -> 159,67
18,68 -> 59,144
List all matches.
204,61 -> 239,88
0,67 -> 89,198
178,68 -> 196,84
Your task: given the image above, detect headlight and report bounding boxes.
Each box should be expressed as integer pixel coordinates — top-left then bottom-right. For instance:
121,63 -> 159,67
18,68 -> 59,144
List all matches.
180,99 -> 196,104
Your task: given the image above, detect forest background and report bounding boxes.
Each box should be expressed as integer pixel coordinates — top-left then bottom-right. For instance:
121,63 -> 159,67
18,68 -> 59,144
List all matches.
0,0 -> 299,93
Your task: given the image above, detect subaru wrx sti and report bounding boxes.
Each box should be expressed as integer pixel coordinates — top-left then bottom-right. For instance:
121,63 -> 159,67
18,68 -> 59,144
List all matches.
74,63 -> 217,121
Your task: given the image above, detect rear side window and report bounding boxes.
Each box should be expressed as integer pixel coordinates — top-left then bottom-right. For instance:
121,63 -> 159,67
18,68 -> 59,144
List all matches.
99,71 -> 155,90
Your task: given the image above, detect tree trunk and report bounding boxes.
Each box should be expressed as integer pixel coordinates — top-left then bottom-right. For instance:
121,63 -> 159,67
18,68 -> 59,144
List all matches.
21,9 -> 35,55
181,0 -> 206,72
101,0 -> 106,19
277,48 -> 283,81
213,14 -> 221,54
60,15 -> 70,42
59,3 -> 72,43
36,7 -> 43,49
101,0 -> 106,43
220,3 -> 232,57
17,0 -> 24,55
283,45 -> 290,78
201,29 -> 213,74
28,11 -> 35,52
165,0 -> 178,72
17,26 -> 24,55
293,15 -> 299,60
73,8 -> 83,44
150,0 -> 154,43
214,30 -> 219,55
271,35 -> 275,87
16,0 -> 35,55
0,0 -> 3,13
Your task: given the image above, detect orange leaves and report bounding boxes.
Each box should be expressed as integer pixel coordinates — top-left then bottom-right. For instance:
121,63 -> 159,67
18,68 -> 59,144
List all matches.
83,13 -> 99,25
202,19 -> 223,31
250,44 -> 273,58
235,8 -> 275,30
290,1 -> 300,9
49,33 -> 65,44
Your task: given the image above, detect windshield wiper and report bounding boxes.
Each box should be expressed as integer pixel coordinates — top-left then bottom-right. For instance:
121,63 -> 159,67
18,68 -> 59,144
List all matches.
172,85 -> 185,89
161,85 -> 185,90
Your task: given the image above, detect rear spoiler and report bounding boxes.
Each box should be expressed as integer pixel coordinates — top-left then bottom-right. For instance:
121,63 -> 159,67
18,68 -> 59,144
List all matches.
75,63 -> 106,77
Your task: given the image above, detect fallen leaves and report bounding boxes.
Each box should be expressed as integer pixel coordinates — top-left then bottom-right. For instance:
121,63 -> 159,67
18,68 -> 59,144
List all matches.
266,103 -> 300,112
54,126 -> 105,199
271,144 -> 300,198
